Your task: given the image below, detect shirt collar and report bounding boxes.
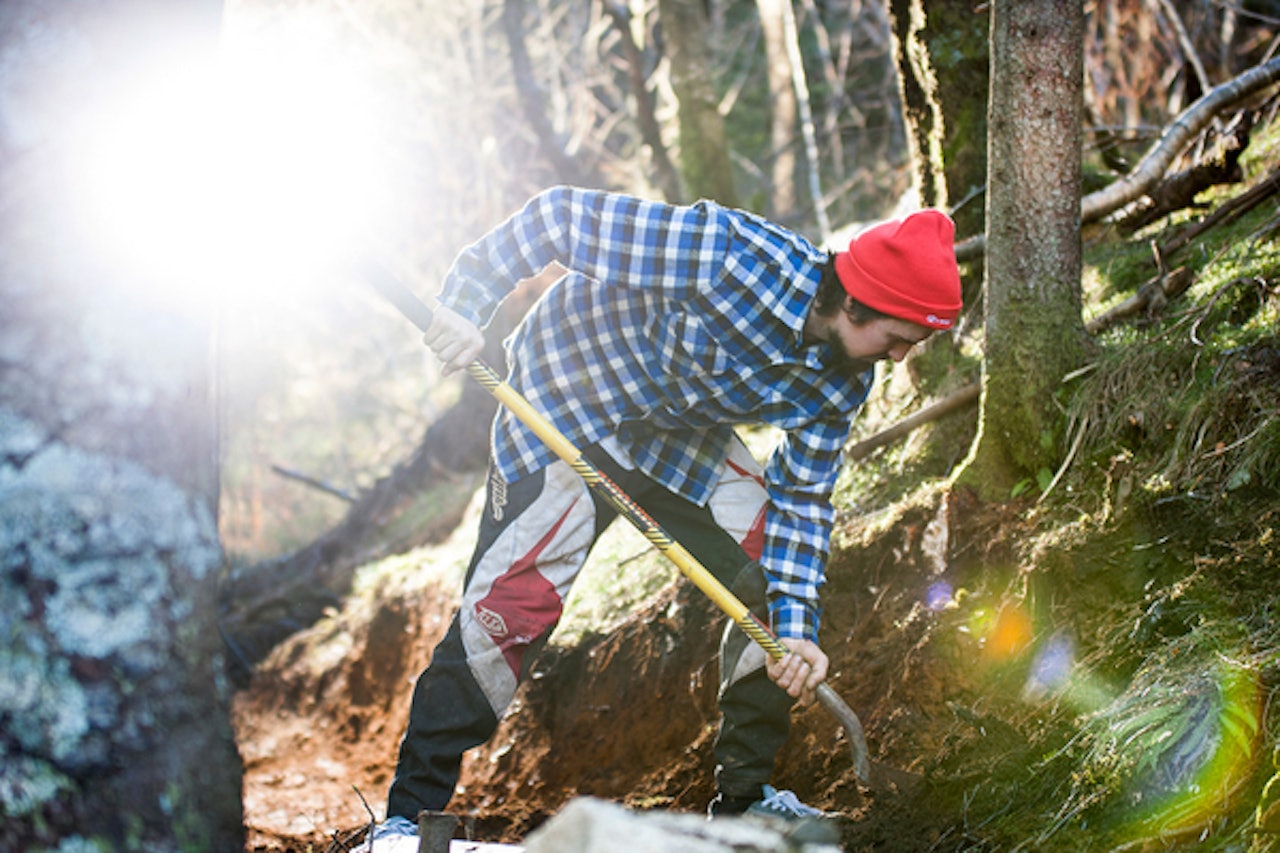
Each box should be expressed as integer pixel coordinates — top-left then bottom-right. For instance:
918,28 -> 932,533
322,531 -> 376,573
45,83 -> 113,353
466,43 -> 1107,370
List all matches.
780,258 -> 826,350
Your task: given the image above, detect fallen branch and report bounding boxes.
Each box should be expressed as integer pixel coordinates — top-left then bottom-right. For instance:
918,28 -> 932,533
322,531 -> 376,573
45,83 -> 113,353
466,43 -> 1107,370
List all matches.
1158,163 -> 1280,258
846,383 -> 980,462
1084,266 -> 1195,335
1115,114 -> 1250,234
1081,55 -> 1280,223
270,464 -> 356,503
955,55 -> 1280,263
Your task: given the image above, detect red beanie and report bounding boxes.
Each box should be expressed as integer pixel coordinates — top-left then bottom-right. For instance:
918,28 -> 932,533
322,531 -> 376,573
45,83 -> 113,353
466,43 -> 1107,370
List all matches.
833,209 -> 962,329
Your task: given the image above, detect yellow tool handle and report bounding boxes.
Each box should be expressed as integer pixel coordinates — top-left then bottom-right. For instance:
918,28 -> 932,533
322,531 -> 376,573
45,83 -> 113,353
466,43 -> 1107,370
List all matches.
471,360 -> 787,660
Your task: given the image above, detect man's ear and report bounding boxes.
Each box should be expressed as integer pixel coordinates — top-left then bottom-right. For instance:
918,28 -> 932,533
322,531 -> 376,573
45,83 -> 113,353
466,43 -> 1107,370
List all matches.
841,294 -> 863,325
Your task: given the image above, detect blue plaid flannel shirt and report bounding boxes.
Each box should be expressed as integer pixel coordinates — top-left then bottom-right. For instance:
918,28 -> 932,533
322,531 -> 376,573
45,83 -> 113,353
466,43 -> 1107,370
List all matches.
437,186 -> 871,642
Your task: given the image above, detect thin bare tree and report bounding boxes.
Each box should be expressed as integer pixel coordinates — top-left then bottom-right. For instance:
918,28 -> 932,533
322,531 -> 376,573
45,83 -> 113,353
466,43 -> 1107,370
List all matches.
758,0 -> 800,217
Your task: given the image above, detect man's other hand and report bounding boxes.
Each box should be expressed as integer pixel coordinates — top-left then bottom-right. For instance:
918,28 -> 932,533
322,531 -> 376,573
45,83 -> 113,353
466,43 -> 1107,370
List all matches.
766,638 -> 829,702
423,304 -> 484,376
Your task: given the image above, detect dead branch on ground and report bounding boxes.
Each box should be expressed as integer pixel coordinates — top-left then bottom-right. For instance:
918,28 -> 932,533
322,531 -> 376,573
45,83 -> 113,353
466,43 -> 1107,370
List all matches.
1158,162 -> 1280,258
846,383 -> 980,462
1081,55 -> 1280,222
1115,112 -> 1251,233
957,56 -> 1280,262
1085,266 -> 1196,335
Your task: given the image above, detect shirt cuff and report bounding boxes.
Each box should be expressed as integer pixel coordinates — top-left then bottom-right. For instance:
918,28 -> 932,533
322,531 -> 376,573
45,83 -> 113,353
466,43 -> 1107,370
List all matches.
769,597 -> 820,643
436,287 -> 494,329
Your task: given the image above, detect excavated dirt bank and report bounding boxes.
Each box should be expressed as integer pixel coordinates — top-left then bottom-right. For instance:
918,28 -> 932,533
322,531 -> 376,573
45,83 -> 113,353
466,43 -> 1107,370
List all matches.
235,486 -> 1024,852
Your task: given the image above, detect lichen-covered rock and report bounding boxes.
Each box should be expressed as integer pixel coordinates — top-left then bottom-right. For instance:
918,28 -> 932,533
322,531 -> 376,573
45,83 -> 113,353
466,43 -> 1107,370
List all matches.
1,411 -> 240,852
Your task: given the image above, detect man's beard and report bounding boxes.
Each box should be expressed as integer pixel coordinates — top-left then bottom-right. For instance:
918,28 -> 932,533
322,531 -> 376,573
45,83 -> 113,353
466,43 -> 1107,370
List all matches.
827,348 -> 876,376
813,324 -> 877,375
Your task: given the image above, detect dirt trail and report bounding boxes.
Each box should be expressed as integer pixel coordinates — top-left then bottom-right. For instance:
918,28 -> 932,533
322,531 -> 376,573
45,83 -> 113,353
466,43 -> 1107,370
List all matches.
235,489 -> 1009,852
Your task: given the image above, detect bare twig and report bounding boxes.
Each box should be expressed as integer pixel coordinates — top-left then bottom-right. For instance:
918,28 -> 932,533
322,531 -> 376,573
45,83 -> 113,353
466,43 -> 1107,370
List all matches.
1190,276 -> 1264,345
1152,0 -> 1212,96
781,0 -> 831,240
271,464 -> 357,503
1038,412 -> 1089,505
337,783 -> 376,850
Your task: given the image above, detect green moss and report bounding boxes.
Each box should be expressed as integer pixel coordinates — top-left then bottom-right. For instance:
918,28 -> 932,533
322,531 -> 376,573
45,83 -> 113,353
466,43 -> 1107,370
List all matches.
1083,235 -> 1162,312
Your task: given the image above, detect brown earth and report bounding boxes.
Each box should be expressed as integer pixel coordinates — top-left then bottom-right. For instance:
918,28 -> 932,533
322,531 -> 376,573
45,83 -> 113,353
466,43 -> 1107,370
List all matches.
234,487 -> 1033,852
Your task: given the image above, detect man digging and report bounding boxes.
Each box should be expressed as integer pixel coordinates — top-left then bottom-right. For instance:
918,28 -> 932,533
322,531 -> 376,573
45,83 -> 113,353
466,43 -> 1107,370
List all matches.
361,186 -> 961,848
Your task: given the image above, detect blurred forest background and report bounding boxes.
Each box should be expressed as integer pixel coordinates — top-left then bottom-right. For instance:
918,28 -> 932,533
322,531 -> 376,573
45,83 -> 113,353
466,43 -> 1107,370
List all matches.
215,0 -> 1273,566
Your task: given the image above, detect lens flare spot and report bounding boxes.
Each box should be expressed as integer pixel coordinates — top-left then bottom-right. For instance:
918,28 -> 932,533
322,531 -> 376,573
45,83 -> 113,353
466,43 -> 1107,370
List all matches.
983,604 -> 1034,661
1024,630 -> 1075,699
925,581 -> 953,612
1130,663 -> 1263,841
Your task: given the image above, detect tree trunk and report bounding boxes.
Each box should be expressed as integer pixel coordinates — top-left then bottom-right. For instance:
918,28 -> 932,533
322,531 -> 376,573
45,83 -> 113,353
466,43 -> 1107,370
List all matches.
501,0 -> 601,187
602,1 -> 685,202
958,0 -> 1088,500
888,0 -> 989,237
0,2 -> 242,850
657,0 -> 739,204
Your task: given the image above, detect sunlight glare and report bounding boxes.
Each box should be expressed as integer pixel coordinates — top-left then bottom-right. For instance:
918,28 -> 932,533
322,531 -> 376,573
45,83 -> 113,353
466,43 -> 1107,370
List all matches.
73,29 -> 392,313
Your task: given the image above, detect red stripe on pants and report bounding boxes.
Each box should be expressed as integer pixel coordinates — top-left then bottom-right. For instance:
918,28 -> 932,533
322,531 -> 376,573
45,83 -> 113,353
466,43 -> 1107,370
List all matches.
473,497 -> 578,676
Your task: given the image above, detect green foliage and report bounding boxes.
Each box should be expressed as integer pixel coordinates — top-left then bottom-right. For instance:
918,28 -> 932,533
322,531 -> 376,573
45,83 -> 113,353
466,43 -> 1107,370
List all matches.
1010,467 -> 1054,499
901,487 -> 1280,851
1048,625 -> 1268,847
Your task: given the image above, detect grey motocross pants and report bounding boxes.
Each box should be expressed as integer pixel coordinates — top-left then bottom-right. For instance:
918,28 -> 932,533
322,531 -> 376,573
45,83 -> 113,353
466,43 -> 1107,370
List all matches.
386,434 -> 795,819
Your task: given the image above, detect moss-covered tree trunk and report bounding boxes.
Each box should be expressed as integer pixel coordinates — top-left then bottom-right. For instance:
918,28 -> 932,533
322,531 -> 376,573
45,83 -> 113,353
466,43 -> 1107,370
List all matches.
888,0 -> 989,238
657,0 -> 739,205
958,0 -> 1088,500
0,2 -> 243,850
